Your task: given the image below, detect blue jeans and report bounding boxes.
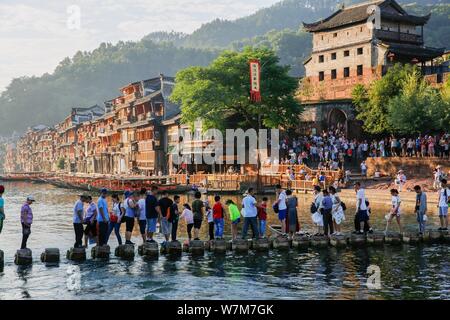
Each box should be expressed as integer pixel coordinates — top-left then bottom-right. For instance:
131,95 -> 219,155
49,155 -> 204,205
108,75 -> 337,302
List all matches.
242,217 -> 259,239
108,221 -> 122,245
214,218 -> 224,238
259,220 -> 266,237
417,211 -> 426,233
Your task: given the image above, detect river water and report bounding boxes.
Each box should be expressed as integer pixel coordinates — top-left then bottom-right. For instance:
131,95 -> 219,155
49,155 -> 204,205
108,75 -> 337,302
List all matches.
0,181 -> 448,300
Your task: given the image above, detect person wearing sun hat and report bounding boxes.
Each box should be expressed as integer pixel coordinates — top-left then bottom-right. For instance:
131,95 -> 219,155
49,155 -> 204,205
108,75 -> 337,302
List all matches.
0,185 -> 5,234
20,195 -> 35,249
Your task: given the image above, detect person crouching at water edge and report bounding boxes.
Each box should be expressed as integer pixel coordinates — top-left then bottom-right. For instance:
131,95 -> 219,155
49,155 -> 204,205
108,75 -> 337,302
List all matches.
97,188 -> 110,246
83,196 -> 98,247
329,186 -> 345,236
212,195 -> 225,240
108,193 -> 125,245
124,191 -> 140,245
73,194 -> 88,248
274,185 -> 287,234
241,188 -> 259,239
311,186 -> 324,236
226,199 -> 241,240
385,189 -> 403,234
353,182 -> 373,235
0,185 -> 5,235
192,192 -> 204,241
20,195 -> 35,249
414,185 -> 427,235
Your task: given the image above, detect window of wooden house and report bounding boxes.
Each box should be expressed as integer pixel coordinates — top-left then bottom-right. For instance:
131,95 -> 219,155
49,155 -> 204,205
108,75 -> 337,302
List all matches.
344,67 -> 350,78
357,65 -> 363,76
344,50 -> 350,57
319,71 -> 325,82
331,52 -> 337,60
331,69 -> 337,79
319,55 -> 324,63
357,47 -> 363,55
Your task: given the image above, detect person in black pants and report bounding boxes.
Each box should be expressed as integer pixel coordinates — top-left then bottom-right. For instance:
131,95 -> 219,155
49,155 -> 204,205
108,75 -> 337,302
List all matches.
20,196 -> 35,249
73,195 -> 87,248
171,195 -> 180,241
321,190 -> 334,236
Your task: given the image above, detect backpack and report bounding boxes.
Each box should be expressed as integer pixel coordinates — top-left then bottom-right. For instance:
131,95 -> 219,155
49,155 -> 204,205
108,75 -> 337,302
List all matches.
272,203 -> 279,214
340,201 -> 347,211
310,202 -> 318,214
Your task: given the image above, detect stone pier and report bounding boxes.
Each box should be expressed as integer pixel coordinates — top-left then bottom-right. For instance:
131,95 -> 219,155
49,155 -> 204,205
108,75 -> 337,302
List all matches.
311,235 -> 329,248
271,235 -> 290,250
211,239 -> 227,254
67,247 -> 86,262
15,249 -> 32,266
349,233 -> 366,247
138,242 -> 159,258
40,248 -> 60,263
402,232 -> 422,244
167,241 -> 182,255
292,234 -> 310,250
330,235 -> 347,248
252,238 -> 270,252
385,232 -> 402,245
91,245 -> 110,259
115,244 -> 135,260
189,240 -> 205,256
232,239 -> 249,253
367,232 -> 385,246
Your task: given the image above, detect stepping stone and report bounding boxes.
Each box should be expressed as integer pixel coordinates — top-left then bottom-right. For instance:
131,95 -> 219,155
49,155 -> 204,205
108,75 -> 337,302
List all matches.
226,241 -> 233,251
182,241 -> 190,253
311,235 -> 329,248
40,248 -> 60,263
252,238 -> 270,252
292,234 -> 310,250
330,235 -> 347,248
232,239 -> 249,253
0,250 -> 4,271
189,240 -> 205,256
204,241 -> 212,251
272,235 -> 290,250
349,233 -> 366,247
385,232 -> 402,245
66,248 -> 86,262
428,230 -> 444,243
91,245 -> 110,260
367,232 -> 385,246
115,244 -> 135,260
211,239 -> 227,254
138,242 -> 158,257
247,239 -> 254,250
167,241 -> 182,255
15,249 -> 32,266
402,232 -> 422,245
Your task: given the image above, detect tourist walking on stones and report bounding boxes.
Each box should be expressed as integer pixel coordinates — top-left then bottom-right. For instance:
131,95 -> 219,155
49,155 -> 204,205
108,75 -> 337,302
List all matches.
206,201 -> 214,241
108,193 -> 123,245
274,184 -> 287,234
437,179 -> 449,231
321,189 -> 334,237
311,186 -> 324,235
73,194 -> 87,248
286,190 -> 299,238
192,191 -> 204,240
145,186 -> 161,243
257,197 -> 268,238
171,195 -> 181,241
124,191 -> 140,245
241,188 -> 259,239
0,185 -> 5,235
138,188 -> 147,244
226,199 -> 241,240
414,185 -> 427,235
84,196 -> 97,247
385,189 -> 403,234
97,188 -> 110,246
20,195 -> 35,249
329,186 -> 345,236
180,203 -> 194,240
354,182 -> 373,234
212,195 -> 225,240
158,191 -> 174,245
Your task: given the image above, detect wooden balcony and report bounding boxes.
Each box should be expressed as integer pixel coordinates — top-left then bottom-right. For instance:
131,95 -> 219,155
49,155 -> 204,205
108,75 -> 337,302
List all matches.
375,29 -> 423,44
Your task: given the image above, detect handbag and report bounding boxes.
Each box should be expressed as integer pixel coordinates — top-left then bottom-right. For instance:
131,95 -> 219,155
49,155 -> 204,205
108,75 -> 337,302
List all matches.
310,202 -> 317,214
273,203 -> 279,214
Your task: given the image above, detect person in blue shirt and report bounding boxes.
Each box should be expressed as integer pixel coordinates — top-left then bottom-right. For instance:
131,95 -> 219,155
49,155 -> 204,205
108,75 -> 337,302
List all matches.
0,185 -> 5,235
321,189 -> 334,236
97,188 -> 110,246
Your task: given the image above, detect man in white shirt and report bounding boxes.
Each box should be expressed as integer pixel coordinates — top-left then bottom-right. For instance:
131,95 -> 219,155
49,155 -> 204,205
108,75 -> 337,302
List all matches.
241,188 -> 259,239
438,179 -> 449,231
354,182 -> 373,234
275,184 -> 287,234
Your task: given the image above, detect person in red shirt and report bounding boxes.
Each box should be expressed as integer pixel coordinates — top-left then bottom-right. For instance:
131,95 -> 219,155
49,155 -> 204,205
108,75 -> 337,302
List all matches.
257,197 -> 268,238
212,195 -> 226,239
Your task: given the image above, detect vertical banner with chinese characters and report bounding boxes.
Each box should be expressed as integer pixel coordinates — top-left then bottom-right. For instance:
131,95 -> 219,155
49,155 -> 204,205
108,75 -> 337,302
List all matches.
249,59 -> 261,103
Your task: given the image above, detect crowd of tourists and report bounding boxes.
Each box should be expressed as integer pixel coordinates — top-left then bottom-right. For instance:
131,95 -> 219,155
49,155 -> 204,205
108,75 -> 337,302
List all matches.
0,179 -> 448,250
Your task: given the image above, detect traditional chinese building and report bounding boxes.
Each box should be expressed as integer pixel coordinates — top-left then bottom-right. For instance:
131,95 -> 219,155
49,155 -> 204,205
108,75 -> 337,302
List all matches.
298,0 -> 446,136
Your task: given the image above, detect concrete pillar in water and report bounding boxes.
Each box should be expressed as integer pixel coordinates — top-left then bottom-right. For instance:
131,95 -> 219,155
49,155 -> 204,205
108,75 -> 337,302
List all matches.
252,238 -> 270,252
349,233 -> 366,247
384,232 -> 402,245
292,234 -> 310,250
67,248 -> 86,262
115,244 -> 135,260
367,232 -> 385,246
137,242 -> 158,257
14,248 -> 32,266
0,250 -> 4,271
91,245 -> 110,259
189,240 -> 205,256
272,235 -> 290,250
167,241 -> 182,255
232,239 -> 249,253
40,248 -> 60,263
330,234 -> 347,248
211,239 -> 227,254
311,235 -> 329,248
428,230 -> 444,243
402,232 -> 422,245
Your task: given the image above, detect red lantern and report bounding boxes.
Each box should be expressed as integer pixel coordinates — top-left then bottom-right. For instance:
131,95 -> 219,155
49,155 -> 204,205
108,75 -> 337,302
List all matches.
249,59 -> 261,103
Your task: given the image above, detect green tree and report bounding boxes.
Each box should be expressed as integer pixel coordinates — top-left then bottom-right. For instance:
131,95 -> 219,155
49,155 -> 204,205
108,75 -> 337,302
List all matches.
170,47 -> 302,131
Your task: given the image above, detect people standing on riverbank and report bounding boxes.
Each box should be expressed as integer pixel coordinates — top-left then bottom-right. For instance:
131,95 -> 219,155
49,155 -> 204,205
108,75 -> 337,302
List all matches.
158,191 -> 174,245
192,191 -> 204,240
20,195 -> 35,249
286,190 -> 299,238
329,186 -> 345,236
385,189 -> 402,234
213,195 -> 225,240
258,197 -> 268,238
311,186 -> 323,235
171,195 -> 180,241
180,203 -> 194,240
124,191 -> 140,245
145,186 -> 160,243
321,189 -> 334,237
97,188 -> 110,246
108,193 -> 123,245
354,182 -> 373,234
414,185 -> 427,235
241,188 -> 259,239
138,188 -> 147,245
274,184 -> 287,234
73,194 -> 86,248
438,179 -> 449,231
0,185 -> 5,235
84,196 -> 97,247
226,199 -> 241,240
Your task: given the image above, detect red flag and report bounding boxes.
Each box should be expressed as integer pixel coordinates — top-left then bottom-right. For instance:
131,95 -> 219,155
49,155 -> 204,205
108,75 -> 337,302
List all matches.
249,59 -> 261,103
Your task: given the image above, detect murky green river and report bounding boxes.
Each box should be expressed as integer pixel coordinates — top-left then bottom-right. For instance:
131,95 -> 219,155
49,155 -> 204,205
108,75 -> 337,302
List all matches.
0,182 -> 448,300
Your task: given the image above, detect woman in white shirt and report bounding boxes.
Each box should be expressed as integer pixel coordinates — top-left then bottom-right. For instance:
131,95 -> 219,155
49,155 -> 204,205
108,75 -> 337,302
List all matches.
180,204 -> 194,241
385,189 -> 402,234
329,186 -> 345,236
